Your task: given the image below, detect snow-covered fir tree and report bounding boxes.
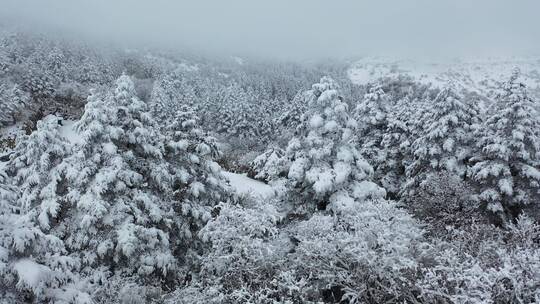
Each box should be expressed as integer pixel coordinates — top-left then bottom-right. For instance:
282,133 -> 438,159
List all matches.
404,84 -> 479,196
284,77 -> 385,213
378,95 -> 415,196
0,115 -> 91,303
0,74 -> 232,302
471,69 -> 540,220
58,75 -> 178,288
150,69 -> 199,125
162,104 -> 231,252
275,89 -> 309,137
0,84 -> 29,127
6,115 -> 72,231
354,83 -> 392,169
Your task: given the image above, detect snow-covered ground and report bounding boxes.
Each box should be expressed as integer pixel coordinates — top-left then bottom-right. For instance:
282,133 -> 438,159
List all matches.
59,120 -> 83,145
223,171 -> 274,199
348,56 -> 540,98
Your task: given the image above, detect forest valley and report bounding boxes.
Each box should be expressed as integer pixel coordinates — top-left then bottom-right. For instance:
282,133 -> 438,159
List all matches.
0,29 -> 539,304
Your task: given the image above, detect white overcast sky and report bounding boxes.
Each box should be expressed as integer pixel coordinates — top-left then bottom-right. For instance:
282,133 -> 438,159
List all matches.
1,0 -> 539,59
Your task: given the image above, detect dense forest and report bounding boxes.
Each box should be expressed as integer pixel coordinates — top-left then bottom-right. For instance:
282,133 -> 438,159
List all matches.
0,28 -> 539,304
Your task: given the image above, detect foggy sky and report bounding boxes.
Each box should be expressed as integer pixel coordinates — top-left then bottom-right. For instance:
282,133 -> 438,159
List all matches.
1,0 -> 539,60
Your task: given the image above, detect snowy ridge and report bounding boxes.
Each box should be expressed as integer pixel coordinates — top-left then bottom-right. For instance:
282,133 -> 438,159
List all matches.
348,56 -> 540,97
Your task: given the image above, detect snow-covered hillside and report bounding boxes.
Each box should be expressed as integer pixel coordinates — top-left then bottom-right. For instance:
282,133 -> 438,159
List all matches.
348,57 -> 540,98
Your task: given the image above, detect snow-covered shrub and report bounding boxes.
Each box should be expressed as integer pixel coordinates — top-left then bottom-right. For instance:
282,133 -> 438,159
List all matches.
168,197 -> 428,303
248,147 -> 288,181
166,202 -> 289,304
286,199 -> 426,303
419,215 -> 540,303
406,171 -> 479,227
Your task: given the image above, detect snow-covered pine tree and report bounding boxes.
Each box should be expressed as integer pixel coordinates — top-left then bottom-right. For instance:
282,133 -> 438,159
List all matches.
0,48 -> 9,77
44,47 -> 69,83
405,84 -> 479,193
0,115 -> 90,303
46,74 -> 232,299
471,69 -> 540,220
0,84 -> 30,127
285,77 -> 385,213
150,69 -> 199,125
7,115 -> 72,231
58,74 -> 182,288
354,83 -> 392,170
163,104 -> 231,252
378,95 -> 415,196
275,89 -> 309,136
0,163 -> 17,301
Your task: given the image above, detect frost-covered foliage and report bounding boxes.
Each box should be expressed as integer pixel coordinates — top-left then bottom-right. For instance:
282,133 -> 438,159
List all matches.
406,171 -> 479,225
471,69 -> 540,219
168,202 -> 287,304
285,199 -> 425,303
167,190 -> 427,303
284,77 -> 385,213
419,215 -> 540,303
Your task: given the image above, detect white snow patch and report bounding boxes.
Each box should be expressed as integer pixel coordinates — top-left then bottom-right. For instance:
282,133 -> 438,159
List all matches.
59,120 -> 83,145
13,259 -> 48,288
309,114 -> 324,128
223,171 -> 274,199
